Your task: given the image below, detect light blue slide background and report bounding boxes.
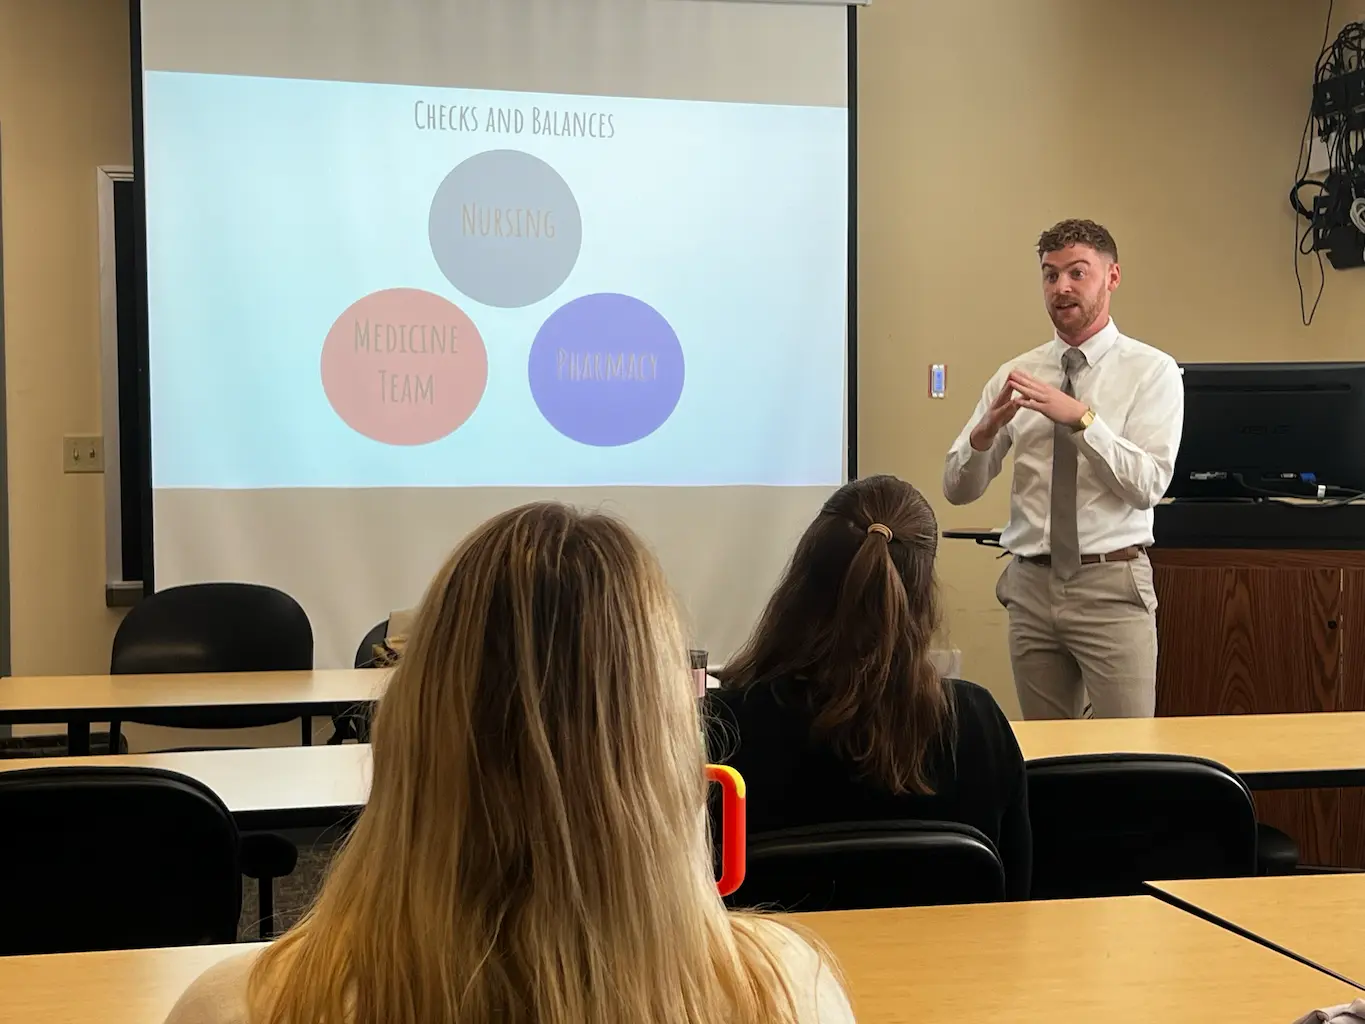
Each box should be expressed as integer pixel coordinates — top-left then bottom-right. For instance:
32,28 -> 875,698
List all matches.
144,72 -> 848,488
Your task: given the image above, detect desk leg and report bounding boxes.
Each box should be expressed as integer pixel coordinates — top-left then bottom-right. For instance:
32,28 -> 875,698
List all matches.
68,720 -> 91,756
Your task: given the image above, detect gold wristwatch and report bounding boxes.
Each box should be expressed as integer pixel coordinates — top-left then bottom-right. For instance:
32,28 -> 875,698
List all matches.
1077,408 -> 1096,430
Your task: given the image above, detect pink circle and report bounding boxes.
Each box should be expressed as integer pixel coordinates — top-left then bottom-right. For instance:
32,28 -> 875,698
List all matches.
321,288 -> 488,446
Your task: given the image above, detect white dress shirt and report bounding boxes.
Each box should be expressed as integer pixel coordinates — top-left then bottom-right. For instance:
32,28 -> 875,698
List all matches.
942,319 -> 1184,557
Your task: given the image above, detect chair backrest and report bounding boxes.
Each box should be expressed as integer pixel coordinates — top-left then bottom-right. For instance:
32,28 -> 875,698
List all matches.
1027,753 -> 1258,900
354,618 -> 391,668
727,820 -> 1005,912
0,766 -> 242,955
110,582 -> 313,729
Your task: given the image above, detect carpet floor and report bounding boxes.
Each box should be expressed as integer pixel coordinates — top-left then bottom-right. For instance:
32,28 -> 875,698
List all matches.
239,839 -> 337,941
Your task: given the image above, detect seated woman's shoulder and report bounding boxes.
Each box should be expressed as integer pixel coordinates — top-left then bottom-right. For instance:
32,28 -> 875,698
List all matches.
708,676 -> 794,718
161,950 -> 260,1024
944,678 -> 1013,728
738,917 -> 855,1024
945,677 -> 1004,708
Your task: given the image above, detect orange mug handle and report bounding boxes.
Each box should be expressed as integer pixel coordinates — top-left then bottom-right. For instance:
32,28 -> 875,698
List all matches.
706,764 -> 746,896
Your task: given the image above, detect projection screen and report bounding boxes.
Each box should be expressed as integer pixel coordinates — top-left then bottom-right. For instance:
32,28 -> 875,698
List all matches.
134,0 -> 857,667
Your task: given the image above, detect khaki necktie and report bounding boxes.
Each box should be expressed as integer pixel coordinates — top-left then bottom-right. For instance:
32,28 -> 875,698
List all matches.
1050,348 -> 1087,580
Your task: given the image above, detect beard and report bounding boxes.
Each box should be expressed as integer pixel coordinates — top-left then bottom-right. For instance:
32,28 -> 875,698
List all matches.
1048,291 -> 1104,337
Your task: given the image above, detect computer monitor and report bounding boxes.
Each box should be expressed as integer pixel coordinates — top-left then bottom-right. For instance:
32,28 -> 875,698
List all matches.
1168,362 -> 1365,500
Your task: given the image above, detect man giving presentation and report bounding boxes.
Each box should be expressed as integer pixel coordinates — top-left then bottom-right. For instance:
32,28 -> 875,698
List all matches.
943,219 -> 1184,720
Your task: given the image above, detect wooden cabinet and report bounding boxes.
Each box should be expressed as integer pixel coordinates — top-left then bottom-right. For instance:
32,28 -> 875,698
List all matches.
1340,569 -> 1365,866
1151,549 -> 1365,867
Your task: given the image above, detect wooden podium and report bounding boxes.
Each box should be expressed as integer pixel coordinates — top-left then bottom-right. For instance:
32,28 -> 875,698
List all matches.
1152,502 -> 1365,867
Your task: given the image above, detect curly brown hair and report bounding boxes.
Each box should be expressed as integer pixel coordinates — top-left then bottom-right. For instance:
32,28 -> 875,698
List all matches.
1037,219 -> 1118,262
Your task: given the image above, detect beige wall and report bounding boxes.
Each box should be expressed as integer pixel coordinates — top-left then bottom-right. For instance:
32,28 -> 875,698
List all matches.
1,0 -> 131,678
858,0 -> 1365,715
2,0 -> 1365,717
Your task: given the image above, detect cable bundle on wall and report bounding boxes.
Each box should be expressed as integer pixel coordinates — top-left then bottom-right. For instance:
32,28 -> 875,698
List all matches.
1292,3 -> 1365,324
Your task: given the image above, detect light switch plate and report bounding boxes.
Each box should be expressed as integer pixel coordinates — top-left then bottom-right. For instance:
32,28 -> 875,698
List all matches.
63,435 -> 105,474
929,364 -> 947,399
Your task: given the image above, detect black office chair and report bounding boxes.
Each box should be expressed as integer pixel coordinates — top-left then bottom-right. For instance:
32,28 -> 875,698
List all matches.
1256,823 -> 1300,875
0,766 -> 243,955
107,581 -> 310,937
108,582 -> 316,749
354,619 -> 392,669
327,618 -> 389,744
726,820 -> 1006,912
1027,753 -> 1259,900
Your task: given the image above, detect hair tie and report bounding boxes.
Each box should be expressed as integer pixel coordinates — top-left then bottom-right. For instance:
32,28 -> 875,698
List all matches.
867,523 -> 892,540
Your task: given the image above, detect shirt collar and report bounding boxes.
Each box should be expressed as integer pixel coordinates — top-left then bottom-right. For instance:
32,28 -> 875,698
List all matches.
1052,317 -> 1119,368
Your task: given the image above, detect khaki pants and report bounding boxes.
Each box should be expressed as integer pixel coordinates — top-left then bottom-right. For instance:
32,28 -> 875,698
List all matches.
995,553 -> 1158,720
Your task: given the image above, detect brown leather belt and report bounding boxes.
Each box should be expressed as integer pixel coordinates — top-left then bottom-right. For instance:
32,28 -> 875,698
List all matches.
1018,545 -> 1143,568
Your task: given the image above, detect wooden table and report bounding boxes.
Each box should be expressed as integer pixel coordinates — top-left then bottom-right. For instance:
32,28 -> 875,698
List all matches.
0,942 -> 258,1024
0,744 -> 372,829
1150,874 -> 1365,989
4,709 -> 1362,831
2,899 -> 1352,1024
794,895 -> 1355,1022
0,669 -> 387,754
1013,711 -> 1365,789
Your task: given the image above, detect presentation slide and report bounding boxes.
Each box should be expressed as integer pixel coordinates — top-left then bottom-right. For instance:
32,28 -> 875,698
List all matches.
144,72 -> 848,490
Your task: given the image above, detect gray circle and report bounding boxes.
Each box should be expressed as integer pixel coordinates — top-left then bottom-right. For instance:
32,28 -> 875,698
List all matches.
428,150 -> 582,309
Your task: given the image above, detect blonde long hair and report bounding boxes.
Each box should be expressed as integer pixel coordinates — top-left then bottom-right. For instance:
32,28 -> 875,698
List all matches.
249,503 -> 821,1023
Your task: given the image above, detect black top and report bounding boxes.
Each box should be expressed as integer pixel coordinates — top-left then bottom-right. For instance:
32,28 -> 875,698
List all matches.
706,677 -> 1031,899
